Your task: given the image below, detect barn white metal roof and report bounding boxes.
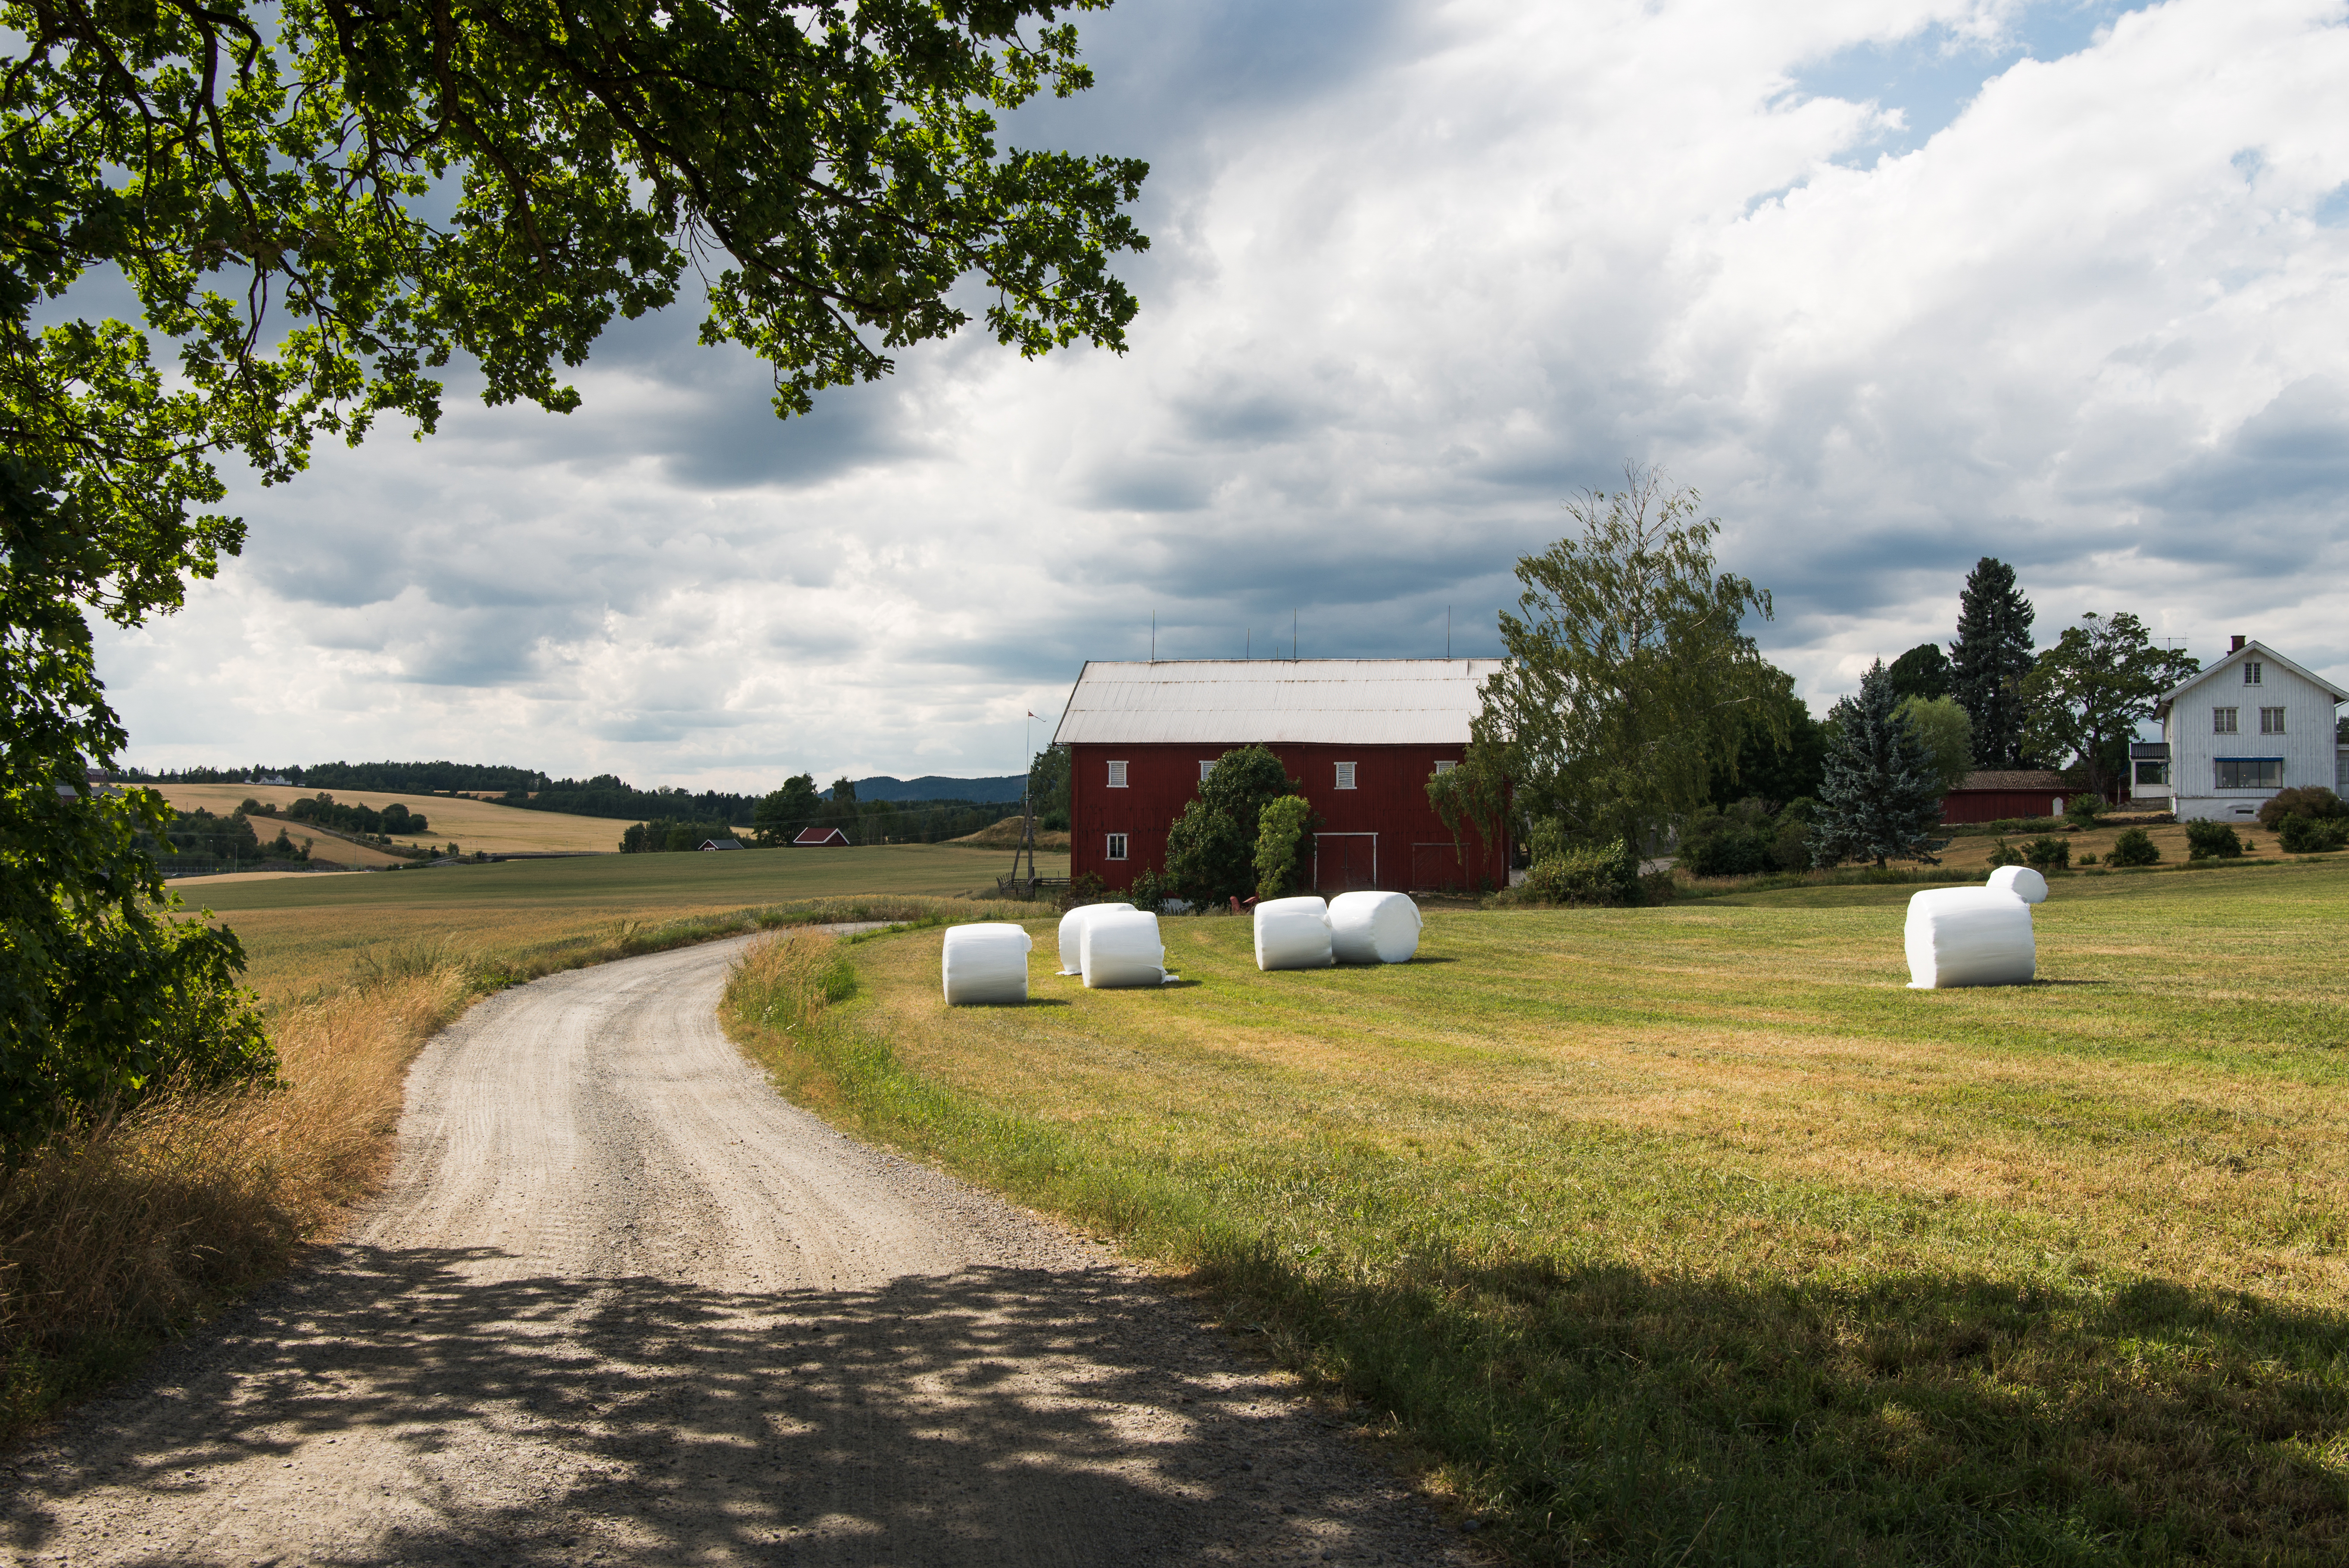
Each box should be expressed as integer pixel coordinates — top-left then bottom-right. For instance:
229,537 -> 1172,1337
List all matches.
1051,659 -> 1504,747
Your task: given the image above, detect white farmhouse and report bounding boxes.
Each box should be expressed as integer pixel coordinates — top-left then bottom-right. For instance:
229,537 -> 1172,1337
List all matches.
2136,637 -> 2349,823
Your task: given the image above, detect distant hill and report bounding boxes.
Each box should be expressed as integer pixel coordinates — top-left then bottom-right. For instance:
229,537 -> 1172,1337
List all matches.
827,775 -> 1026,804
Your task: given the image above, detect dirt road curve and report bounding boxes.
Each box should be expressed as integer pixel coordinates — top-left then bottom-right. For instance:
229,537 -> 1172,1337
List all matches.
2,932 -> 1483,1567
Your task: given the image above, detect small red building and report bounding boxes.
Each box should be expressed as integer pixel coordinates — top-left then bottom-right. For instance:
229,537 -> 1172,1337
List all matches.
1937,770 -> 2072,824
793,826 -> 850,846
1054,659 -> 1509,895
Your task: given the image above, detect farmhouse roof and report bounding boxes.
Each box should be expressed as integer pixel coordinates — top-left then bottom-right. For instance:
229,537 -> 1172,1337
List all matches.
1951,770 -> 2068,792
1051,659 -> 1504,747
2154,640 -> 2349,715
699,839 -> 744,851
792,825 -> 849,846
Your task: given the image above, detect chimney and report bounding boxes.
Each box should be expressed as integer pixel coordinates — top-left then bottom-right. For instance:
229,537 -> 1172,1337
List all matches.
2230,635 -> 2246,652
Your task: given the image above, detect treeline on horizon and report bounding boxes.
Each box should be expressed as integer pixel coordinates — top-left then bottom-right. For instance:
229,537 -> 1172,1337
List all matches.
128,758 -> 1061,852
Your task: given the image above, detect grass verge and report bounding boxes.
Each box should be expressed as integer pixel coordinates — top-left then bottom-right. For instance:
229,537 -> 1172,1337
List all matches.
0,893 -> 1025,1444
725,867 -> 2349,1566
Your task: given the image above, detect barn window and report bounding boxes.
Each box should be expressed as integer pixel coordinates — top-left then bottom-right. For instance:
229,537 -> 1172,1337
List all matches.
1199,759 -> 1217,782
2244,661 -> 2264,685
2215,758 -> 2283,789
1432,760 -> 1458,776
2260,707 -> 2286,735
1106,833 -> 1129,861
1334,761 -> 1358,790
2212,707 -> 2238,735
1107,760 -> 1129,788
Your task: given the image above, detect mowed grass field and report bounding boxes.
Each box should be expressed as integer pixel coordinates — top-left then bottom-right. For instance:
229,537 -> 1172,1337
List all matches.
193,843 -> 1065,996
732,862 -> 2349,1565
154,782 -> 628,854
1932,819 -> 2294,873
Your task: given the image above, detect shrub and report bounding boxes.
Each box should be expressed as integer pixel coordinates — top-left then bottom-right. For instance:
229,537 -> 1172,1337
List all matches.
2062,795 -> 2109,829
2022,835 -> 2070,870
2184,820 -> 2244,860
2078,852 -> 2098,866
1163,747 -> 1304,909
2256,786 -> 2348,829
2108,827 -> 2161,867
2277,814 -> 2349,854
1253,795 -> 1315,901
1519,839 -> 1641,906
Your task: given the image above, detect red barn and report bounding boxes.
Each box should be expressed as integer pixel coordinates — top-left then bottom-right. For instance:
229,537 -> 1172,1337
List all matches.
1054,659 -> 1509,895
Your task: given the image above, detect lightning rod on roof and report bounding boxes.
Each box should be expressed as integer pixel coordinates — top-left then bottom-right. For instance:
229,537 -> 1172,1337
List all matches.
1151,610 -> 1156,663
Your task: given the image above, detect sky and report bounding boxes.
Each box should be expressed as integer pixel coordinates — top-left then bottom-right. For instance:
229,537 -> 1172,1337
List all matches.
94,0 -> 2349,787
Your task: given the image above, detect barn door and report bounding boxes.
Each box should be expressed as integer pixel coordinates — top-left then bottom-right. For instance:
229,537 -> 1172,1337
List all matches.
1313,833 -> 1378,894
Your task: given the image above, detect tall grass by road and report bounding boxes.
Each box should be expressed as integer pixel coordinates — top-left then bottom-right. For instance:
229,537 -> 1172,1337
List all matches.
0,893 -> 1026,1442
726,864 -> 2349,1566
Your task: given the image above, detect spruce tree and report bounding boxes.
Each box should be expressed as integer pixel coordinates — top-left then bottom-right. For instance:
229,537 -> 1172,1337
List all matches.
1812,661 -> 1942,868
1947,558 -> 2037,768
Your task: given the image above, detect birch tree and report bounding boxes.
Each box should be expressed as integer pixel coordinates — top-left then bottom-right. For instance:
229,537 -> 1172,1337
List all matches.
1463,466 -> 1780,853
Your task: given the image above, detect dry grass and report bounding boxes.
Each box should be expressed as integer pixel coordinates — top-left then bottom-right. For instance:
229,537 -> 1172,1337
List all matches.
728,861 -> 2349,1565
1932,819 -> 2304,871
153,782 -> 627,855
0,960 -> 468,1435
0,890 -> 1033,1442
951,817 -> 1073,850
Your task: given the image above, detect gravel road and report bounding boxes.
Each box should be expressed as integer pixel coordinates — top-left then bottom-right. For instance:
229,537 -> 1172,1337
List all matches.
2,931 -> 1486,1566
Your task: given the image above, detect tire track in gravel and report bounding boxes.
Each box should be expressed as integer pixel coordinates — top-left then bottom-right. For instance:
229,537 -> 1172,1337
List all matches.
1,929 -> 1488,1567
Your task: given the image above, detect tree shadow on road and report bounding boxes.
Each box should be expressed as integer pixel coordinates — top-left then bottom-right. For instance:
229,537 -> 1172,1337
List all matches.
0,1247 -> 1463,1567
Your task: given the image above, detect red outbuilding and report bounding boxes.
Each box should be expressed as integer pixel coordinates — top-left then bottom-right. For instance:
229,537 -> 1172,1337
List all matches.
1936,770 -> 2073,824
793,825 -> 850,846
1054,659 -> 1509,895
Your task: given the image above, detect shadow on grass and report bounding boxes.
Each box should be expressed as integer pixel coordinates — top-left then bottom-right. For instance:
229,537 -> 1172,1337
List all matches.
0,1250 -> 1445,1567
1223,1249 -> 2349,1565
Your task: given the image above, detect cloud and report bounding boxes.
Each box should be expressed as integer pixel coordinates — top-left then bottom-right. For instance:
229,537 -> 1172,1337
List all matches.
95,0 -> 2349,786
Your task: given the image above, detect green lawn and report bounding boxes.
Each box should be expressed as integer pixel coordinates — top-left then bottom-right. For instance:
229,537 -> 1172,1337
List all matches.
730,860 -> 2349,1566
189,844 -> 1061,995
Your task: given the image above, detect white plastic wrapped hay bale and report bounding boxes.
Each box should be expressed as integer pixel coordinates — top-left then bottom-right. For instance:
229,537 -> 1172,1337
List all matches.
1328,891 -> 1422,964
941,922 -> 1033,1005
1985,865 -> 2050,904
1253,895 -> 1332,971
1904,887 -> 2035,988
1081,908 -> 1174,988
1055,901 -> 1136,974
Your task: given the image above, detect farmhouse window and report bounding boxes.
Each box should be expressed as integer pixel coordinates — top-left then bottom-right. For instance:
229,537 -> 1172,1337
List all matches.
1199,760 -> 1217,782
2213,707 -> 2238,735
1106,833 -> 1128,861
1432,760 -> 1458,775
1334,761 -> 1358,790
2134,759 -> 2169,786
1107,760 -> 1129,788
2214,758 -> 2283,789
2244,661 -> 2264,685
2260,707 -> 2286,735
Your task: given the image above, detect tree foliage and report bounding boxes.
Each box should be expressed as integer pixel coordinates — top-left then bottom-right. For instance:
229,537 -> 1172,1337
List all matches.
1467,466 -> 1779,852
1252,794 -> 1313,903
1887,642 -> 1953,702
0,462 -> 271,1159
1160,747 -> 1301,910
1812,661 -> 1941,868
1892,694 -> 1973,795
752,774 -> 821,845
2019,612 -> 2199,800
1026,745 -> 1071,832
1948,558 -> 2037,769
1705,667 -> 1825,810
3,1 -> 1145,1130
